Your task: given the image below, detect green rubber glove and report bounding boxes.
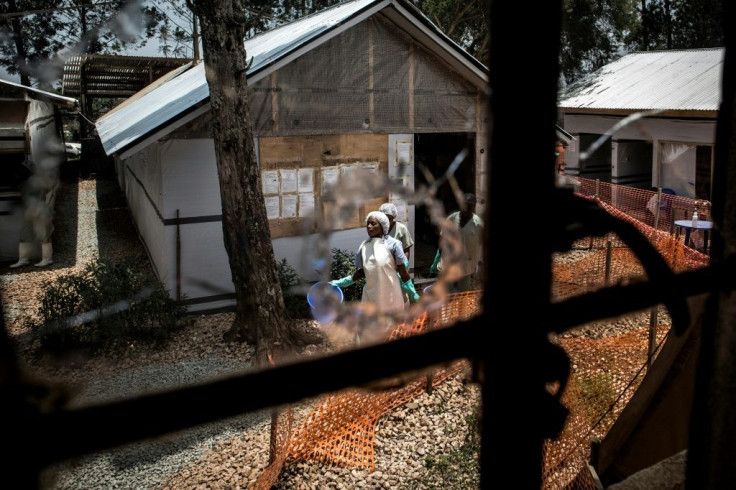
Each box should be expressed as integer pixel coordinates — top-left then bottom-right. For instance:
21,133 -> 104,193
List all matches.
329,275 -> 354,288
401,278 -> 420,303
429,249 -> 441,275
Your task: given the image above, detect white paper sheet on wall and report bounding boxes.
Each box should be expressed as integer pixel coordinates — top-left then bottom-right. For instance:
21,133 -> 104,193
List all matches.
282,194 -> 297,218
321,167 -> 339,193
298,168 -> 314,193
265,196 -> 280,219
263,170 -> 279,195
396,203 -> 408,222
280,169 -> 297,193
396,141 -> 412,166
299,193 -> 315,216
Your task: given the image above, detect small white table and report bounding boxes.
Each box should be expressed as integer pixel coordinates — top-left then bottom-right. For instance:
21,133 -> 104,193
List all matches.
674,219 -> 713,253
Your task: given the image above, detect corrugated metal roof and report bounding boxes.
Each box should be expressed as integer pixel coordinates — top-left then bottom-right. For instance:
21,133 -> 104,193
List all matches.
97,0 -> 382,155
62,55 -> 192,98
558,48 -> 723,112
96,0 -> 487,156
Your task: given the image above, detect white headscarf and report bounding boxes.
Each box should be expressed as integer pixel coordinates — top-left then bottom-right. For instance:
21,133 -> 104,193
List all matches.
367,211 -> 390,235
379,202 -> 398,218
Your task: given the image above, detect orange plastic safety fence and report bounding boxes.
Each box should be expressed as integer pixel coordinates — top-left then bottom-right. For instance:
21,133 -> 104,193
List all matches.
258,180 -> 712,489
253,291 -> 481,489
542,180 -> 709,489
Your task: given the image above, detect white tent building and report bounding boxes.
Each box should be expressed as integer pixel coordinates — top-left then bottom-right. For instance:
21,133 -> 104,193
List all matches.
95,0 -> 489,313
558,47 -> 722,200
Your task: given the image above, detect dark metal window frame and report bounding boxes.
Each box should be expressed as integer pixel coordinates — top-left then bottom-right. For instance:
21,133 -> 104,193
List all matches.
3,2 -> 736,488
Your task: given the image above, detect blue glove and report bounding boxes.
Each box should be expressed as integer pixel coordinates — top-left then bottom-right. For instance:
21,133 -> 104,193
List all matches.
429,249 -> 441,275
401,278 -> 420,303
329,275 -> 354,288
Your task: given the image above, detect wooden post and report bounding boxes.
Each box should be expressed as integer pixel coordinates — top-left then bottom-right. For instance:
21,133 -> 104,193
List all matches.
648,307 -> 658,368
589,180 -> 602,250
176,209 -> 181,301
654,187 -> 662,229
604,240 -> 612,286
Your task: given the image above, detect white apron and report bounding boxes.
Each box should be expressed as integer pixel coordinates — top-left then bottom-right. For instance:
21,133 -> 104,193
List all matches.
360,238 -> 405,313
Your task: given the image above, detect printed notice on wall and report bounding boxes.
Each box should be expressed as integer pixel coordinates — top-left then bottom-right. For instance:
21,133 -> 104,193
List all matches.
280,169 -> 297,193
282,194 -> 297,218
321,167 -> 339,192
396,202 -> 408,222
263,170 -> 279,195
341,164 -> 358,178
396,141 -> 412,166
265,196 -> 280,219
299,193 -> 315,216
298,168 -> 314,193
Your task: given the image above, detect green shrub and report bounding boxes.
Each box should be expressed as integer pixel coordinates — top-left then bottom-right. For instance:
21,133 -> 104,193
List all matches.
277,258 -> 311,319
577,371 -> 617,427
330,248 -> 365,302
28,260 -> 187,355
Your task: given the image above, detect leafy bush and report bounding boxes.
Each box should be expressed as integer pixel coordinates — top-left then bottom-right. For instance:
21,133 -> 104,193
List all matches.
277,258 -> 311,319
28,260 -> 187,355
330,248 -> 365,302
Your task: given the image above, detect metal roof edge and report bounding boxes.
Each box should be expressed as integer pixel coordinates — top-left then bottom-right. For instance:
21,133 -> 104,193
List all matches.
559,108 -> 718,119
0,78 -> 78,108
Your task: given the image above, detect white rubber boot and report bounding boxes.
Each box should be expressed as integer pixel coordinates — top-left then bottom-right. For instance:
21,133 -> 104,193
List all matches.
34,242 -> 53,267
9,242 -> 32,268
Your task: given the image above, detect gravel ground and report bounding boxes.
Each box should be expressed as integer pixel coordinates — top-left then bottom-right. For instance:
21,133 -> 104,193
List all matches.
3,176 -> 660,489
3,176 -> 482,490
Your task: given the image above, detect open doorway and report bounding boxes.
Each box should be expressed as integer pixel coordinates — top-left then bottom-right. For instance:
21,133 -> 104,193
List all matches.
413,132 -> 476,278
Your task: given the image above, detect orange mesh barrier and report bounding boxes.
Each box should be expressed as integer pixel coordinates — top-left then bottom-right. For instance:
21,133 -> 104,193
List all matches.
542,179 -> 709,489
172,180 -> 711,489
253,291 -> 481,489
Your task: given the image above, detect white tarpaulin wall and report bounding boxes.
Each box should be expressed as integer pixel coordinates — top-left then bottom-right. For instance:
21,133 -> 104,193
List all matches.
563,114 -> 715,197
660,142 -> 696,198
119,144 -> 167,282
246,15 -> 477,137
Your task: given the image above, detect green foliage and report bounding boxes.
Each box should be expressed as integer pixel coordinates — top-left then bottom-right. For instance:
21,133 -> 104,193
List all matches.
0,1 -> 166,86
577,371 -> 617,427
27,260 -> 186,355
330,248 -> 365,302
410,0 -> 489,63
277,258 -> 311,319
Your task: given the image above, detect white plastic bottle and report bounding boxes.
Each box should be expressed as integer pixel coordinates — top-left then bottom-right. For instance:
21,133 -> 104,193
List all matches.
692,210 -> 699,228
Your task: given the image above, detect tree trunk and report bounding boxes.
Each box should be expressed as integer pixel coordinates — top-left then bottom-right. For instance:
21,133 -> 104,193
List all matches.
8,0 -> 30,86
190,0 -> 319,363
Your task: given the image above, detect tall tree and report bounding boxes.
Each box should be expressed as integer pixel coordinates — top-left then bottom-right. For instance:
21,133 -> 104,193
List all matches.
559,0 -> 639,85
670,0 -> 723,49
188,0 -> 318,363
410,0 -> 489,64
0,0 -> 164,87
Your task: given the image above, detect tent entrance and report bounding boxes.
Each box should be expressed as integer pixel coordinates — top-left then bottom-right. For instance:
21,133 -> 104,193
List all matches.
412,132 -> 476,278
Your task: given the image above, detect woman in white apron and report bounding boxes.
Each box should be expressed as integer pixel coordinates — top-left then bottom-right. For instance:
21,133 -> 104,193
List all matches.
330,211 -> 419,313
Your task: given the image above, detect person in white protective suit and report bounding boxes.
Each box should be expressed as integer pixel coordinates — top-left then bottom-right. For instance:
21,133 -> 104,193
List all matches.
9,158 -> 57,269
330,211 -> 419,313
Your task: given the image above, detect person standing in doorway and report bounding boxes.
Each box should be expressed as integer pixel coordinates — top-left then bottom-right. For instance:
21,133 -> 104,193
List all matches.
429,192 -> 484,292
